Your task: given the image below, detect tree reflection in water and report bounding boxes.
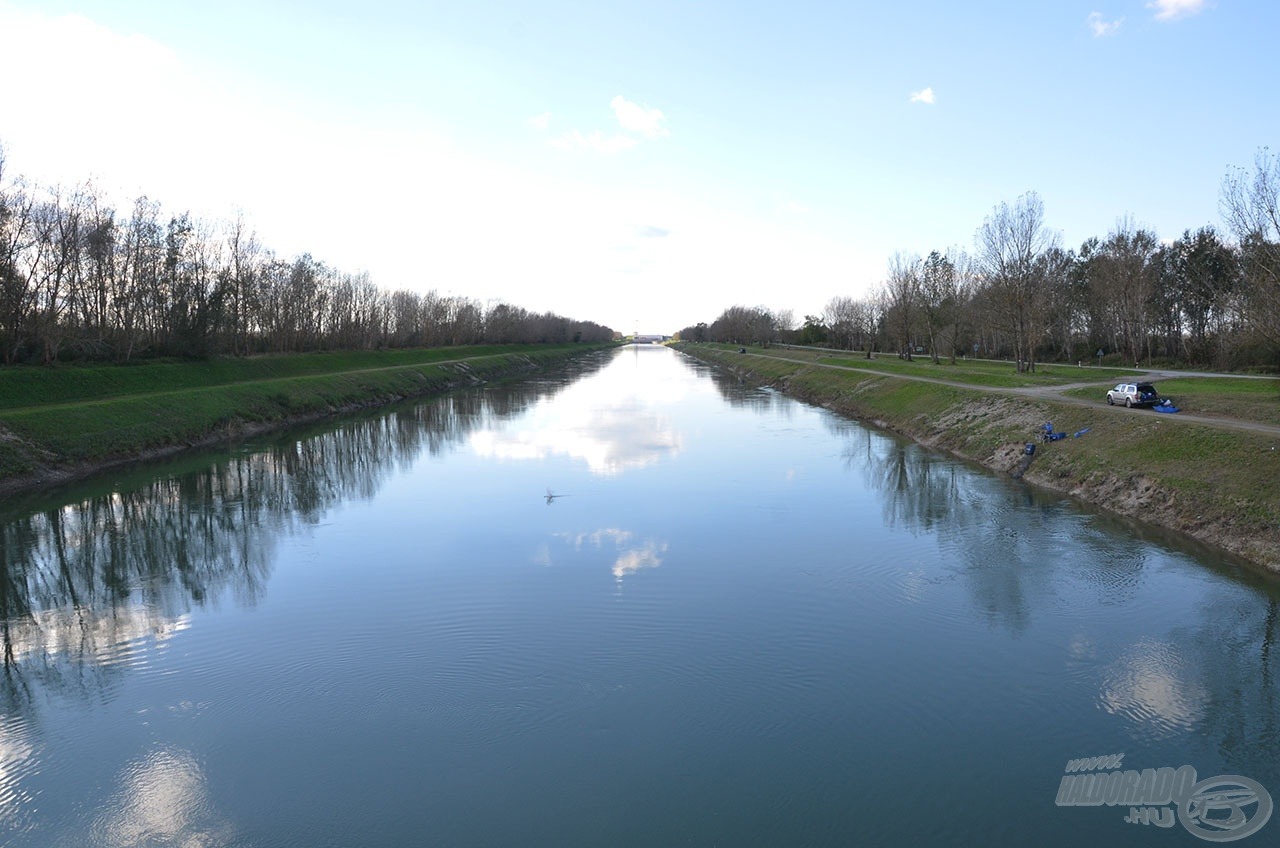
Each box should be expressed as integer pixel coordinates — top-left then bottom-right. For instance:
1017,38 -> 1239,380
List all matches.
830,416 -> 1149,634
0,354 -> 609,715
827,411 -> 1280,772
673,352 -> 789,412
1185,585 -> 1280,765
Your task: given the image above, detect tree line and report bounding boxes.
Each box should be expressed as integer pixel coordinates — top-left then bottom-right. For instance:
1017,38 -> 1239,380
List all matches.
0,147 -> 614,365
679,148 -> 1280,371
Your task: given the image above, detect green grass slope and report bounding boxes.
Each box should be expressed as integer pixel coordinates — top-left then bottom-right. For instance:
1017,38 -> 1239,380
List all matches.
0,344 -> 609,486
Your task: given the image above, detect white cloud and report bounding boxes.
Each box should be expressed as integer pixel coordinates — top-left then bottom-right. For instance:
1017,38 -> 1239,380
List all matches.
610,95 -> 669,138
0,8 -> 875,334
909,87 -> 935,105
1146,0 -> 1208,21
1087,12 -> 1124,36
548,95 -> 668,155
526,112 -> 551,131
550,129 -> 638,154
0,9 -> 224,199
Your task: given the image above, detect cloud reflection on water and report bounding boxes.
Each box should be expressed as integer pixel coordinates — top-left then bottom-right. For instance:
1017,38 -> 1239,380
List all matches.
0,725 -> 35,832
542,528 -> 669,582
91,748 -> 234,847
611,540 -> 669,579
470,350 -> 683,475
824,403 -> 1235,747
1097,637 -> 1208,739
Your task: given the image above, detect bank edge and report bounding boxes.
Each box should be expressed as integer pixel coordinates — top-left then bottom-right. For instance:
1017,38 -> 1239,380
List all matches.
0,344 -> 615,497
674,343 -> 1280,577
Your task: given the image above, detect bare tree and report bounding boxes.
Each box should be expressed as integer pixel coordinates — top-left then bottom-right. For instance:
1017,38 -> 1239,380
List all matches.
823,295 -> 858,350
1093,217 -> 1159,366
111,196 -> 165,360
0,146 -> 615,362
946,250 -> 977,364
222,212 -> 262,355
773,308 -> 796,337
866,288 -> 888,359
974,192 -> 1059,372
1171,227 -> 1239,367
884,252 -> 921,360
389,289 -> 423,347
29,186 -> 90,362
918,250 -> 958,364
0,157 -> 39,363
1221,147 -> 1280,347
708,305 -> 776,346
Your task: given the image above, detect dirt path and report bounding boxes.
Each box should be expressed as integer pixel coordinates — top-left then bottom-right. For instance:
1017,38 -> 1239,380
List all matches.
743,351 -> 1280,438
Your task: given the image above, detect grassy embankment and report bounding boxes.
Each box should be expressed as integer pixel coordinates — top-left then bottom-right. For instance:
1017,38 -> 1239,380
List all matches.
0,343 -> 611,490
675,343 -> 1280,574
1065,377 -> 1280,427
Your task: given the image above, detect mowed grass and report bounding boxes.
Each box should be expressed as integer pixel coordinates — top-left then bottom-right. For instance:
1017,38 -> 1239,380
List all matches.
1148,376 -> 1280,423
0,344 -> 539,411
697,343 -> 1139,388
0,344 -> 609,478
1064,374 -> 1280,425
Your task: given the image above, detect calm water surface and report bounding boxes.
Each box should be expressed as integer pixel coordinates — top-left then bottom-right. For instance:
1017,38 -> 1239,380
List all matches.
1,346 -> 1278,846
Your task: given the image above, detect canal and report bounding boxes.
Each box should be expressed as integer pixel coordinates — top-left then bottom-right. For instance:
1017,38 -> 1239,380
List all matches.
0,345 -> 1275,846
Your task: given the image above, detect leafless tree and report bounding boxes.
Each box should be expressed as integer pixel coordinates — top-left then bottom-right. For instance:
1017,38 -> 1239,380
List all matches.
1093,217 -> 1159,366
708,305 -> 776,346
865,288 -> 888,359
974,192 -> 1059,372
1221,147 -> 1280,347
823,295 -> 858,350
918,250 -> 959,364
0,157 -> 39,363
1168,227 -> 1239,367
885,252 -> 921,360
773,308 -> 796,336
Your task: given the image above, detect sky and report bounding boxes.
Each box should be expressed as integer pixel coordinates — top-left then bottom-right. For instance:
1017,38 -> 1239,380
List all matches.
0,0 -> 1276,334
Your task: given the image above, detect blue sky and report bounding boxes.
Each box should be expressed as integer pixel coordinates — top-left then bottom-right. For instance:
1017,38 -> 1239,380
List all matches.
0,0 -> 1275,333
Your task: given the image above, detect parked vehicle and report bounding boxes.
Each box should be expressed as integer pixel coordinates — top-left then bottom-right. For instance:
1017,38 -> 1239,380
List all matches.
1106,382 -> 1159,407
